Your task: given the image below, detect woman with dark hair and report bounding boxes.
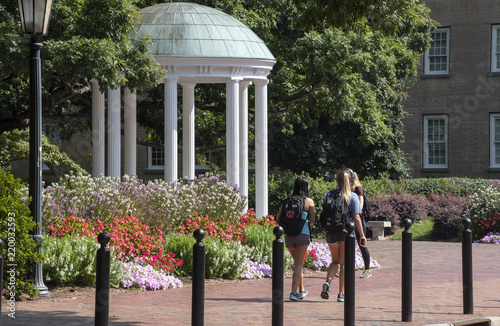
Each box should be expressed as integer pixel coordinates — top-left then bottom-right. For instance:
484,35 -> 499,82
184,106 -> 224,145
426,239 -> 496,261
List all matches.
276,177 -> 315,301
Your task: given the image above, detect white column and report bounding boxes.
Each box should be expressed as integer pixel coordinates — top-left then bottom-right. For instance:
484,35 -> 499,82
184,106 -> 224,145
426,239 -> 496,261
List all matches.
90,79 -> 105,177
165,78 -> 178,183
254,80 -> 269,218
107,87 -> 121,178
182,83 -> 196,180
226,79 -> 240,188
239,81 -> 251,211
124,88 -> 137,176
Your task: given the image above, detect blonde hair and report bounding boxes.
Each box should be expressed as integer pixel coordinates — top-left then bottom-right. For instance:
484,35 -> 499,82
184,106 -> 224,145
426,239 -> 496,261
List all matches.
336,170 -> 351,205
351,171 -> 362,191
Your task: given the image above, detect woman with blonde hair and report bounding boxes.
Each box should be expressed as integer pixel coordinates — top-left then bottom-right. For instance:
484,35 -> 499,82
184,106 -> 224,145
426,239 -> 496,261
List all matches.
320,170 -> 366,302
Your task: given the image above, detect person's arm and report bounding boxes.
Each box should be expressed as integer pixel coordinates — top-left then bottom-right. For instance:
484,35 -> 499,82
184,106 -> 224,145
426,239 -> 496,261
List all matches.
353,213 -> 367,247
305,197 -> 315,225
355,186 -> 364,210
276,207 -> 282,222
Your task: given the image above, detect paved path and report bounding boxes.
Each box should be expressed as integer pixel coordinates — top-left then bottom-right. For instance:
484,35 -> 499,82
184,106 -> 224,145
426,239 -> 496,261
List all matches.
2,241 -> 500,325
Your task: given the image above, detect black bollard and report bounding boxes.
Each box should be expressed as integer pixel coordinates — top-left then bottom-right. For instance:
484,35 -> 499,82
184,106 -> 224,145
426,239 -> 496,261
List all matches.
95,232 -> 111,326
402,218 -> 413,322
272,226 -> 284,326
192,229 -> 206,326
344,221 -> 356,326
1,238 -> 3,326
462,218 -> 473,314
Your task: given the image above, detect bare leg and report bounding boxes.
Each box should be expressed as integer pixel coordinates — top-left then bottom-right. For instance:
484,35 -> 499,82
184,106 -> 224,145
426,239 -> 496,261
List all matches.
289,244 -> 308,295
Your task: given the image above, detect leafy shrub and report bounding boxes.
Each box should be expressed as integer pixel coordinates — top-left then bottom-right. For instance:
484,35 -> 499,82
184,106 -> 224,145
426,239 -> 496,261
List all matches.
0,169 -> 40,298
243,224 -> 293,268
43,236 -> 123,287
47,215 -> 183,274
42,172 -> 246,230
466,180 -> 500,240
402,177 -> 487,197
203,236 -> 250,279
369,195 -> 401,233
390,194 -> 428,223
370,194 -> 427,233
163,232 -> 249,279
426,193 -> 470,240
362,172 -> 402,196
163,232 -> 195,276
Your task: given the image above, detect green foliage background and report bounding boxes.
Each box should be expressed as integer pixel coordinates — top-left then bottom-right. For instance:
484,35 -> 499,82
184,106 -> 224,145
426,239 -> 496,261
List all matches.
0,169 -> 40,298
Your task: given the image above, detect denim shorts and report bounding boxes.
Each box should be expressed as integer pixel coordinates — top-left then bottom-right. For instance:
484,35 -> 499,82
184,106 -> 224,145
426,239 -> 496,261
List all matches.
325,230 -> 347,244
284,233 -> 310,248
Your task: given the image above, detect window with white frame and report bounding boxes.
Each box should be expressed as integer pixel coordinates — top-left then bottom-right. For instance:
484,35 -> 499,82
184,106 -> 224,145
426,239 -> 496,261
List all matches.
491,25 -> 500,73
491,113 -> 500,168
423,115 -> 448,168
148,146 -> 164,169
424,28 -> 450,75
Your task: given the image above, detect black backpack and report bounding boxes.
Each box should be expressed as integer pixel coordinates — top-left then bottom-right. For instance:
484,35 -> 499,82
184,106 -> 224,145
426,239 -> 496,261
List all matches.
320,189 -> 349,232
278,194 -> 306,236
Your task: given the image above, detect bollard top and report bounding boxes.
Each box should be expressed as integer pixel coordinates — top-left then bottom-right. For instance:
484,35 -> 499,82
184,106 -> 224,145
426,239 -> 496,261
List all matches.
97,232 -> 111,248
345,221 -> 355,233
193,228 -> 205,242
273,225 -> 284,238
462,217 -> 472,230
403,218 -> 412,230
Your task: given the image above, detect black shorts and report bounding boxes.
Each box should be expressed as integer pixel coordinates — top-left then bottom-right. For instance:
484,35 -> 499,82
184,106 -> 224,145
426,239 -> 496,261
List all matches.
325,230 -> 348,244
284,233 -> 310,248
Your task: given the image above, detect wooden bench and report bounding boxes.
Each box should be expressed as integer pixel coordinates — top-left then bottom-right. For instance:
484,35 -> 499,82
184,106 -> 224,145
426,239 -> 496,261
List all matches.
366,221 -> 392,240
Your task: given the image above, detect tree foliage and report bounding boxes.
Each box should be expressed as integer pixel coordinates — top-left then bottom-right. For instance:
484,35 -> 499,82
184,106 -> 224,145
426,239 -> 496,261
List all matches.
0,0 -> 162,136
0,129 -> 89,180
0,0 -> 437,178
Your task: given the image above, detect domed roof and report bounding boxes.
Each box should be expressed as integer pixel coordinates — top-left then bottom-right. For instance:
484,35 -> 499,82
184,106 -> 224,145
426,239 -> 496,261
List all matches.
132,2 -> 275,60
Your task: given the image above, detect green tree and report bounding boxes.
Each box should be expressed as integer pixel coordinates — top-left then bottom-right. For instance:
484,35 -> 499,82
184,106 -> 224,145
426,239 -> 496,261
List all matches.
0,129 -> 89,181
0,0 -> 162,137
135,0 -> 436,177
1,0 -> 437,178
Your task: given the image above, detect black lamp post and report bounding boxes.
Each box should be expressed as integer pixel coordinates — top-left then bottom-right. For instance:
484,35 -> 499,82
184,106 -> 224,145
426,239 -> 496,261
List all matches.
18,0 -> 54,298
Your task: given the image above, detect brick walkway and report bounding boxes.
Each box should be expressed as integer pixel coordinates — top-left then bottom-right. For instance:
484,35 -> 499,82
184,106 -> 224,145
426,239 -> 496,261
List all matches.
2,241 -> 500,325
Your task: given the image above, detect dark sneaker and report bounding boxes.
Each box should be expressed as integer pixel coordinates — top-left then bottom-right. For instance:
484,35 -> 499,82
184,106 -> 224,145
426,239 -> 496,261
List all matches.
289,292 -> 303,302
337,294 -> 344,302
299,289 -> 308,298
360,270 -> 372,279
321,282 -> 330,300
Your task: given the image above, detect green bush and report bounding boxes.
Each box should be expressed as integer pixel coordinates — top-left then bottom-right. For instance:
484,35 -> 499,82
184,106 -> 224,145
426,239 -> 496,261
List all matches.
243,224 -> 293,268
362,172 -> 402,196
401,177 -> 487,196
427,193 -> 470,240
0,169 -> 40,298
43,236 -> 123,287
164,232 -> 249,279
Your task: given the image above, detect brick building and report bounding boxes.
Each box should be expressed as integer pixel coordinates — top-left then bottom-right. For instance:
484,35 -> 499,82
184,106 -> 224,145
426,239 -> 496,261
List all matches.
401,0 -> 500,178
